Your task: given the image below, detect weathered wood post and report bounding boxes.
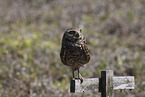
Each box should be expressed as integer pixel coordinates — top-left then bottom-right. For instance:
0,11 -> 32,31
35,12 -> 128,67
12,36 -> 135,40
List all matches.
70,70 -> 135,97
100,70 -> 114,97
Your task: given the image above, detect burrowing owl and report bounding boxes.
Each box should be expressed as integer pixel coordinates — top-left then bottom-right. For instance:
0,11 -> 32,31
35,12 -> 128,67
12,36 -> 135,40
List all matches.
60,28 -> 90,80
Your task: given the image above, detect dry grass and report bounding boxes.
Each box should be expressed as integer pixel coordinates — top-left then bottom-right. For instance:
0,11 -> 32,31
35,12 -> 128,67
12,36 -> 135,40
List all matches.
0,0 -> 145,97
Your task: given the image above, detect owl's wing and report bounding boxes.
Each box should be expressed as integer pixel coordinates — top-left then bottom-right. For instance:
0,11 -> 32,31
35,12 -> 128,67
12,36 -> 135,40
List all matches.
60,46 -> 67,65
82,37 -> 90,63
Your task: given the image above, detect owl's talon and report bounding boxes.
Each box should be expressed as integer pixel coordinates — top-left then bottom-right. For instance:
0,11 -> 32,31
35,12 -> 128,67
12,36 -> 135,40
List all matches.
79,76 -> 84,83
78,69 -> 84,83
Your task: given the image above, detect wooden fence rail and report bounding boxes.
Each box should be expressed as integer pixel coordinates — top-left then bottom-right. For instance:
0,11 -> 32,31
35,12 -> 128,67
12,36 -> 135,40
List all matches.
70,70 -> 135,97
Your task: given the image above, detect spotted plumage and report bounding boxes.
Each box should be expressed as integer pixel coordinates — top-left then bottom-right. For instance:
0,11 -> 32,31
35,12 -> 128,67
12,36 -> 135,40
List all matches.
60,28 -> 90,79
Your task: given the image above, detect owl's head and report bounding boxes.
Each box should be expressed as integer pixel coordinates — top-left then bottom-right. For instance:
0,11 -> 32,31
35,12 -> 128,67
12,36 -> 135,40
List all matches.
63,28 -> 84,43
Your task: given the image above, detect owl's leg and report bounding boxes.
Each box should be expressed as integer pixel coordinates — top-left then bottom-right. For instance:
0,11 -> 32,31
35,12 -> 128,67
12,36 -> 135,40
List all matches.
78,69 -> 84,83
72,69 -> 75,78
78,69 -> 80,78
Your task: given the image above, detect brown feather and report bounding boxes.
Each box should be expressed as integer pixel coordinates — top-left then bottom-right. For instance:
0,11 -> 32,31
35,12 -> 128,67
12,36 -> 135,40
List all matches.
60,28 -> 90,71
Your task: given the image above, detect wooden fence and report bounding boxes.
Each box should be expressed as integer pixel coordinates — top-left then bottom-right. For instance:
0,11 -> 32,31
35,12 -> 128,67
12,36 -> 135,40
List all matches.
70,70 -> 135,97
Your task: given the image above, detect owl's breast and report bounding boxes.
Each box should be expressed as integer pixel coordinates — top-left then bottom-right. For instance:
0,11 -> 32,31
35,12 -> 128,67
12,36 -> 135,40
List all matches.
64,44 -> 90,67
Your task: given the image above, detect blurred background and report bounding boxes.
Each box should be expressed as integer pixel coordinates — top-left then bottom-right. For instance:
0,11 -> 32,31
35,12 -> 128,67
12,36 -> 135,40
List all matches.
0,0 -> 145,97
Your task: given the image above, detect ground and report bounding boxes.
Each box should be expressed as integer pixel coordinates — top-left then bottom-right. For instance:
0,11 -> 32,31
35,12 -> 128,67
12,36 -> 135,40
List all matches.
0,0 -> 145,97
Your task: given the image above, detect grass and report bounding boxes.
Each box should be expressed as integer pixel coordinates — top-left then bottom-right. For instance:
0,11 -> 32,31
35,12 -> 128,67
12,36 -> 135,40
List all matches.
0,0 -> 145,97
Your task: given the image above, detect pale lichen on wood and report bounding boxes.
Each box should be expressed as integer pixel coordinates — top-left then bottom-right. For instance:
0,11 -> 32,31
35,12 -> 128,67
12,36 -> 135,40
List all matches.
113,76 -> 135,90
74,78 -> 99,93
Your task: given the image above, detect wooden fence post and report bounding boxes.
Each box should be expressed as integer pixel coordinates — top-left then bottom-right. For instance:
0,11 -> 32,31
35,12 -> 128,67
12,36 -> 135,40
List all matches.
70,70 -> 135,97
100,70 -> 114,97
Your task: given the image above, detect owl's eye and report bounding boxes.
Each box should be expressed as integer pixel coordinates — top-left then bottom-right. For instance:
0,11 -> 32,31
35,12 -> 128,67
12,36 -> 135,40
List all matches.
69,31 -> 76,34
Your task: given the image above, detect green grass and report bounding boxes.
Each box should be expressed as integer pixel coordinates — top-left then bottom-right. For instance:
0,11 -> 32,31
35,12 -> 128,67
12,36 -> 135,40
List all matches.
0,0 -> 145,97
